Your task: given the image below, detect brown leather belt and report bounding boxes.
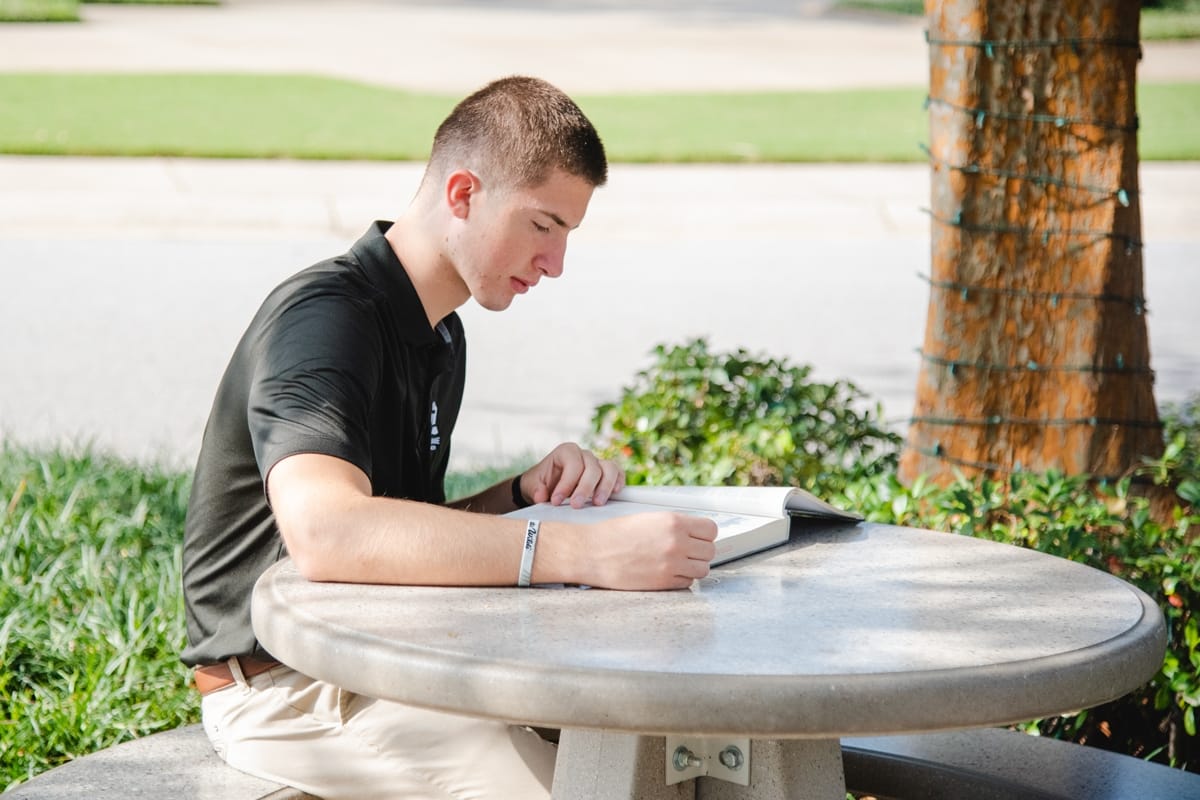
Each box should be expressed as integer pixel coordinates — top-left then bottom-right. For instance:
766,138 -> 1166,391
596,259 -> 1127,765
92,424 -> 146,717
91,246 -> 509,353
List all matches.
193,657 -> 282,696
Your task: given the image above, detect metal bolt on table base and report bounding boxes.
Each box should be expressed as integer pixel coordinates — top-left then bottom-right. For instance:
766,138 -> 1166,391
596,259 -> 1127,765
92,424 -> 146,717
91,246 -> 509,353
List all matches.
665,737 -> 751,787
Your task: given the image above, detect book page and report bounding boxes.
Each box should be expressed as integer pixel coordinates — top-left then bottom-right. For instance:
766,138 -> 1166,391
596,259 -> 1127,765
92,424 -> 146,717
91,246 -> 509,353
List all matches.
613,485 -> 859,521
782,488 -> 862,521
612,485 -> 797,518
505,498 -> 775,533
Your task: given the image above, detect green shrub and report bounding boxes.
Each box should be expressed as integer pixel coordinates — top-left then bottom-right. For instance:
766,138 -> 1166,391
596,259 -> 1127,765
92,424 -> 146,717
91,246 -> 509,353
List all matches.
1158,395 -> 1200,501
590,338 -> 901,493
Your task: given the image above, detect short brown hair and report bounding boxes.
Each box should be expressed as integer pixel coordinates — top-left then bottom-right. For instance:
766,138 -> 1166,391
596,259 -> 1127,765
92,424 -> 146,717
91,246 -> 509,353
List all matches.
427,76 -> 607,190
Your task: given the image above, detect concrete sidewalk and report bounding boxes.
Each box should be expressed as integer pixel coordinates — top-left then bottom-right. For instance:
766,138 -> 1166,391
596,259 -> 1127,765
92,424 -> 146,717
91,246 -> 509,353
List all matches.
2,156 -> 1196,243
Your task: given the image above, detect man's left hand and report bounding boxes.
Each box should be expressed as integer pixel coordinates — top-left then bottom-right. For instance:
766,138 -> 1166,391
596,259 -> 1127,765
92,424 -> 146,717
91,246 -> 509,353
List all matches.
519,443 -> 624,508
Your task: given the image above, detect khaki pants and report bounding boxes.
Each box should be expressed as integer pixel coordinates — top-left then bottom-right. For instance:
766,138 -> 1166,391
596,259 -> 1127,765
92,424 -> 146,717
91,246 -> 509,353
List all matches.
200,659 -> 556,800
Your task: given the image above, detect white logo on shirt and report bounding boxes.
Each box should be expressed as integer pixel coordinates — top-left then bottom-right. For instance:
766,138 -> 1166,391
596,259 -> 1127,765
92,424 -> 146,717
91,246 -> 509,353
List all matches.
430,401 -> 441,453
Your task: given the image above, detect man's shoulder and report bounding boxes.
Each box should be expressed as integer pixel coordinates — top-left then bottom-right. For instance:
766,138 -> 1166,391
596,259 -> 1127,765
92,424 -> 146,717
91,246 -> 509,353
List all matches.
262,257 -> 378,316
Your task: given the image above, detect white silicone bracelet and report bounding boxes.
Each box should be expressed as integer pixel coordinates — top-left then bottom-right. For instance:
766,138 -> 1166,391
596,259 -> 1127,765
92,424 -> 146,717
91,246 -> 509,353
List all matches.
518,519 -> 541,587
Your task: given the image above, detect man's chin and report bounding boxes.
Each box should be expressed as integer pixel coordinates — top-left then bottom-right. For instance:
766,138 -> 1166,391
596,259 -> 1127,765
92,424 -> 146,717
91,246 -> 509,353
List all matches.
474,294 -> 515,312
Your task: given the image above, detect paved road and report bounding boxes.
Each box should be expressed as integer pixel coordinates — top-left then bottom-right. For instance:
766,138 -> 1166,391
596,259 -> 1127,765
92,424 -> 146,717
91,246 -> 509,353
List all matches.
3,0 -> 1197,92
1,1 -> 1197,469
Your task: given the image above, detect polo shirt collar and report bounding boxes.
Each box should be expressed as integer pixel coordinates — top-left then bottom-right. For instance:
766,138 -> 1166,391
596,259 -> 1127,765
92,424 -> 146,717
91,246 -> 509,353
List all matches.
351,220 -> 450,347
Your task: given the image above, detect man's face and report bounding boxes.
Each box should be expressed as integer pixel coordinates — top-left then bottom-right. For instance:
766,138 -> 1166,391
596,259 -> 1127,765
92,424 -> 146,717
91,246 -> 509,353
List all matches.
454,168 -> 595,312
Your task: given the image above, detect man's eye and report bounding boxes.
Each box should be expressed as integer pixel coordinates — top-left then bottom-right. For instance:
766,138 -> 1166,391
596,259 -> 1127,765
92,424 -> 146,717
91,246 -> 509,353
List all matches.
533,221 -> 551,234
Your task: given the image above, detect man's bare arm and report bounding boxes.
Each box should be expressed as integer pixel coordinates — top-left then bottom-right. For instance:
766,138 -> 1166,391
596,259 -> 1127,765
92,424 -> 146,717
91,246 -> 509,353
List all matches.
267,452 -> 716,590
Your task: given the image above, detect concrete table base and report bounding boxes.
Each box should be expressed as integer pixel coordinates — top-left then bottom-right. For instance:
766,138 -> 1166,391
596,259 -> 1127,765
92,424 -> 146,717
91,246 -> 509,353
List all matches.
552,732 -> 688,800
551,732 -> 845,800
697,740 -> 844,800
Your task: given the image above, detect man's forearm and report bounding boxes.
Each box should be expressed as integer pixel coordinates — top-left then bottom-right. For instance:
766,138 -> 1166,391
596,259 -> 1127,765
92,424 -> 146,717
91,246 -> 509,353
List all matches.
286,491 -> 588,587
269,452 -> 715,591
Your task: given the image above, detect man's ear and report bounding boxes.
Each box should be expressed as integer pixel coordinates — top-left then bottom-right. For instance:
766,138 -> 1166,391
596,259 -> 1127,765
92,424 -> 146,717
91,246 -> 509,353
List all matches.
445,169 -> 479,220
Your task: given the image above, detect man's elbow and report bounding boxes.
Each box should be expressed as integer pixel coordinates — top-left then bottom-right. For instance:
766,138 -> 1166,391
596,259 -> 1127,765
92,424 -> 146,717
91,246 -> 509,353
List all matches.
275,507 -> 346,582
267,454 -> 372,582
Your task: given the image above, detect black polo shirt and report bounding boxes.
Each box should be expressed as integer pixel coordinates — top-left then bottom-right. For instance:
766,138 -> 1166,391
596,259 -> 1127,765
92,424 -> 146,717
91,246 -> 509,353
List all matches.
181,221 -> 466,666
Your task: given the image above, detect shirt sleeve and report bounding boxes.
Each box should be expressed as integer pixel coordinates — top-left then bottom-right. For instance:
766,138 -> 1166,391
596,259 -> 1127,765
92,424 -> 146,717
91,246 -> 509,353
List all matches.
247,291 -> 382,483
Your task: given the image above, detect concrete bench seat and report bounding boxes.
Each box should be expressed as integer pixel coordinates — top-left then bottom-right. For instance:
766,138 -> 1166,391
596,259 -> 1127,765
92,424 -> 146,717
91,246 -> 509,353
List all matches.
3,724 -> 318,799
8,721 -> 1199,798
842,726 -> 1200,800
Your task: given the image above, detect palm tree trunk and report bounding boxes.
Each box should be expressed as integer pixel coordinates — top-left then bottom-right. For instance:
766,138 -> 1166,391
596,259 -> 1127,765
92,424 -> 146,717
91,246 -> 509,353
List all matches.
901,0 -> 1161,483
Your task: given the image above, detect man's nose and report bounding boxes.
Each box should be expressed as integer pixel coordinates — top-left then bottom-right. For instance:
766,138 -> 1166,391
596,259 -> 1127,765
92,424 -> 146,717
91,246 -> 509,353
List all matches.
536,241 -> 567,278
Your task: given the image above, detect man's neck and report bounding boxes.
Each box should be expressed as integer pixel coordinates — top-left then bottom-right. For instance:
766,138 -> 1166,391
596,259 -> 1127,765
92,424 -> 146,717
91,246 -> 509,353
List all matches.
384,213 -> 468,329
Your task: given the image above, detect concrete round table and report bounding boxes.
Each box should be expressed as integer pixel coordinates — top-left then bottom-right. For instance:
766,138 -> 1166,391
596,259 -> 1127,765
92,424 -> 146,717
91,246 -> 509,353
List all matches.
251,522 -> 1166,799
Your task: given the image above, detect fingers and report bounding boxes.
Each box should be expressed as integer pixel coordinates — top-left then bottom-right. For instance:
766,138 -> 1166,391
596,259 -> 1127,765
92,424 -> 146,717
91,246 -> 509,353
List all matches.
524,443 -> 577,505
562,451 -> 624,508
662,516 -> 716,583
527,443 -> 625,508
554,448 -> 590,507
682,517 -> 718,570
595,460 -> 625,506
686,516 -> 719,543
585,512 -> 717,590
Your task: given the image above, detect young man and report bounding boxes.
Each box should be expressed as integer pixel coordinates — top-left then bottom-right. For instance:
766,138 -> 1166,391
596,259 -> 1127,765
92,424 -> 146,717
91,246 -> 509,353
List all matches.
181,76 -> 717,799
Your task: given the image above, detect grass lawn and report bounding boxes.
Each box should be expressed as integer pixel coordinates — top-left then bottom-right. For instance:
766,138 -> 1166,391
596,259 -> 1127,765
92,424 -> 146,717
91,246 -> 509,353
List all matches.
0,447 -> 196,789
0,0 -> 216,20
0,74 -> 1196,162
1143,6 -> 1200,39
0,0 -> 77,22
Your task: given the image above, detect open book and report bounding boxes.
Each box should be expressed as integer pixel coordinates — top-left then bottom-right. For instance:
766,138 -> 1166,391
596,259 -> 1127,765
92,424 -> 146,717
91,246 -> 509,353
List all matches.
504,485 -> 861,566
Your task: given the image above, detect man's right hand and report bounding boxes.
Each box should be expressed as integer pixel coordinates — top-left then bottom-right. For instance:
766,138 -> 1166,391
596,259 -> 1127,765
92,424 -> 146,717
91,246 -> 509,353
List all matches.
575,511 -> 718,590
